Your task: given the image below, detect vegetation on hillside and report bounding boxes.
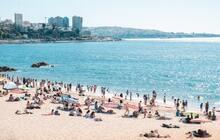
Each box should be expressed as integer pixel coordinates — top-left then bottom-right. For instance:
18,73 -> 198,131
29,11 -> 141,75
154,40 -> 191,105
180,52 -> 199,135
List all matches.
85,26 -> 220,38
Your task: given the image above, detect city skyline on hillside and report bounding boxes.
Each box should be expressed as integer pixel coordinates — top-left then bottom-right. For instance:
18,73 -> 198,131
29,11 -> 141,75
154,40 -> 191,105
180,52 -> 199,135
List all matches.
0,0 -> 220,33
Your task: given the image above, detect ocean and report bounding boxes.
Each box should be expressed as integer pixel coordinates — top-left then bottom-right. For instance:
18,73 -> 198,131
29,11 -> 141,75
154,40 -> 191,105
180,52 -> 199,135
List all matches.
1,38 -> 220,108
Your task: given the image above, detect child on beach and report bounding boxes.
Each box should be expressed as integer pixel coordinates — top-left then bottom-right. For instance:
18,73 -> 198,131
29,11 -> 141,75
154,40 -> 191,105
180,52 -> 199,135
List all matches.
147,111 -> 152,118
84,110 -> 90,118
76,108 -> 83,116
90,111 -> 95,118
143,109 -> 147,118
138,101 -> 143,113
124,103 -> 129,116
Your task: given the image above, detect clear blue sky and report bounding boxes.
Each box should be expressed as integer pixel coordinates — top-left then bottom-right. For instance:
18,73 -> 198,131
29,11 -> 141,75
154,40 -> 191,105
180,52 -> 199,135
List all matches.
1,0 -> 220,33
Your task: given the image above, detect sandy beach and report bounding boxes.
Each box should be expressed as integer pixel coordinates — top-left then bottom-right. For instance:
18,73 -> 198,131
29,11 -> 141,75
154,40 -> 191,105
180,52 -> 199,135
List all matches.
0,77 -> 220,140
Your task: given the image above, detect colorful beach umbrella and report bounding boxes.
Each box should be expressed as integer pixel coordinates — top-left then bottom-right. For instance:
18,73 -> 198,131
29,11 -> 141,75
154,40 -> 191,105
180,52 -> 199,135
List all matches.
3,82 -> 17,90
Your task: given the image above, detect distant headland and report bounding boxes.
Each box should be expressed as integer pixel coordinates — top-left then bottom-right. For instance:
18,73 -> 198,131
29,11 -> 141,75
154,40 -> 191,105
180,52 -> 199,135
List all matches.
1,13 -> 219,44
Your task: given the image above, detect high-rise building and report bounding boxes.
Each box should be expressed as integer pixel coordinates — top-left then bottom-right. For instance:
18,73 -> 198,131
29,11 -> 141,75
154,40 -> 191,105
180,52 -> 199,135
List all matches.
48,16 -> 69,28
14,13 -> 23,27
72,16 -> 83,31
48,17 -> 54,26
63,17 -> 69,28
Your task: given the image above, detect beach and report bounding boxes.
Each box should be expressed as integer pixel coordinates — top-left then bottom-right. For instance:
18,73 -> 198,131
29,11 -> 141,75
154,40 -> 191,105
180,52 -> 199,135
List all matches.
0,76 -> 219,140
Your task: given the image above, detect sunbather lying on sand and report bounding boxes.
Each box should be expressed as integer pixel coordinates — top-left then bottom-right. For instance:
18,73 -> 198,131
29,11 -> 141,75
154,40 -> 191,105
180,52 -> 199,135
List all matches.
42,109 -> 60,116
161,123 -> 180,128
0,90 -> 8,97
96,104 -> 116,114
26,101 -> 41,109
155,110 -> 160,117
0,91 -> 4,97
69,109 -> 77,116
140,130 -> 170,138
7,94 -> 20,102
147,111 -> 152,118
94,118 -> 102,122
186,129 -> 211,138
122,111 -> 139,118
156,116 -> 172,120
51,97 -> 59,104
90,111 -> 95,118
15,109 -> 33,115
54,109 -> 60,115
84,110 -> 90,118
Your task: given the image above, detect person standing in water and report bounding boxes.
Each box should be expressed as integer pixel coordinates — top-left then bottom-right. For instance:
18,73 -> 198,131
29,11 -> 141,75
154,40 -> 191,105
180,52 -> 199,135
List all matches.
205,102 -> 209,115
130,92 -> 132,101
143,94 -> 147,105
200,103 -> 203,111
163,93 -> 166,104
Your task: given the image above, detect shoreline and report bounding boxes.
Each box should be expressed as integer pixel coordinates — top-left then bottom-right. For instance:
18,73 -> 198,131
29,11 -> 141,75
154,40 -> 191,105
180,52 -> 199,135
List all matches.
1,36 -> 220,45
0,38 -> 122,45
1,73 -> 217,112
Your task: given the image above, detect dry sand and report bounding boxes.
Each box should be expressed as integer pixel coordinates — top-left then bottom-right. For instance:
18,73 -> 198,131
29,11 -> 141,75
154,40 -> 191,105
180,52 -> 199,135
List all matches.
0,86 -> 220,140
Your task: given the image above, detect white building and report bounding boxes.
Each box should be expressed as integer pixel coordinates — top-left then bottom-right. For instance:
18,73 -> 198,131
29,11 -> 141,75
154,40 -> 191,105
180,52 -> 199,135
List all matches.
72,16 -> 83,31
14,13 -> 23,27
48,16 -> 69,28
23,21 -> 31,27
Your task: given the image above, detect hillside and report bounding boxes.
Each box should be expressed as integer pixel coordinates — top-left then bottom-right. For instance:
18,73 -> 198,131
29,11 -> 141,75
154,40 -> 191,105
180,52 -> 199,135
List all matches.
84,26 -> 220,38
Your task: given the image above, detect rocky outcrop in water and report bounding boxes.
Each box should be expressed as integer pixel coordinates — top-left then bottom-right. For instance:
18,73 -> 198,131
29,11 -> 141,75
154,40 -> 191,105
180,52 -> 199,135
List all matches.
31,62 -> 49,68
0,66 -> 16,72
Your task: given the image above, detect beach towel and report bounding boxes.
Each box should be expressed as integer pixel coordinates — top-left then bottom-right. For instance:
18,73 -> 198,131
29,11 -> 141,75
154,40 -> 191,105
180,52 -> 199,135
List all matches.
104,102 -> 118,108
161,123 -> 180,128
156,116 -> 172,120
10,89 -> 26,94
126,104 -> 138,110
113,96 -> 124,100
190,118 -> 211,123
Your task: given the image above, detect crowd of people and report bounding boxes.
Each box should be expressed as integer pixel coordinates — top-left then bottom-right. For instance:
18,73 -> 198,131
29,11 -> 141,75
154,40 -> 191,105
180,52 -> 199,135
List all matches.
0,74 -> 218,138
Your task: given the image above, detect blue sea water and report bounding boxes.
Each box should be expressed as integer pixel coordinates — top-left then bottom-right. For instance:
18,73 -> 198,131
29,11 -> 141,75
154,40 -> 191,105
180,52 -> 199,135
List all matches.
1,39 -> 220,107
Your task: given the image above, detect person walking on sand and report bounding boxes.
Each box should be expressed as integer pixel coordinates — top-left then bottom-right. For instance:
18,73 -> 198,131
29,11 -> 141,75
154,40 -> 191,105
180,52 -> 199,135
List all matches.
138,101 -> 143,113
205,102 -> 209,115
124,103 -> 129,116
143,108 -> 147,118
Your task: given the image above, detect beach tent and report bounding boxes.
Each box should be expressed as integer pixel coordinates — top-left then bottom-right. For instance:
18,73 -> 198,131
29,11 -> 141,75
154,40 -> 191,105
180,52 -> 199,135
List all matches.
3,82 -> 17,90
